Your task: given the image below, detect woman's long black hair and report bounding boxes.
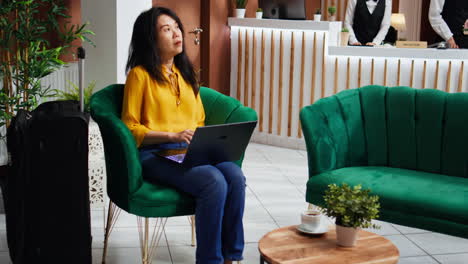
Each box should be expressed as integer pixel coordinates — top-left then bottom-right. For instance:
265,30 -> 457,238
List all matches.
126,7 -> 199,94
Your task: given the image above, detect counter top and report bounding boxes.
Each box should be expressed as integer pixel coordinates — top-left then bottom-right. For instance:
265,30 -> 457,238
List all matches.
228,18 -> 342,31
329,46 -> 468,60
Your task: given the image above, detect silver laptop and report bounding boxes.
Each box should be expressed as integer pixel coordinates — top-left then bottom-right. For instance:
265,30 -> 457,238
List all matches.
153,121 -> 257,167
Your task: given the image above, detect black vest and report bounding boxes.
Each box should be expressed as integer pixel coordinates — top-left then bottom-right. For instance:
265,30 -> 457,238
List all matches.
441,0 -> 468,48
353,0 -> 386,44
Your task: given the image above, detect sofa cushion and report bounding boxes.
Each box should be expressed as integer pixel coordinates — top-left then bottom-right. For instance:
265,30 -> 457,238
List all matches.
306,166 -> 468,225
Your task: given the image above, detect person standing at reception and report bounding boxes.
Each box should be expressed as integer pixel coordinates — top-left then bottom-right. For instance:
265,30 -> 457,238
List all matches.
429,0 -> 468,49
344,0 -> 392,46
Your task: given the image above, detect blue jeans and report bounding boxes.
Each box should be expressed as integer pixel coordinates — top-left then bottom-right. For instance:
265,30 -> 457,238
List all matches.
139,143 -> 245,264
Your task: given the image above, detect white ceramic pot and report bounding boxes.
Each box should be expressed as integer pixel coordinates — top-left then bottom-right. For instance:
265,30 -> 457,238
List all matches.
256,12 -> 263,19
314,14 -> 322,22
336,225 -> 360,247
340,32 -> 350,46
329,15 -> 336,21
235,9 -> 246,18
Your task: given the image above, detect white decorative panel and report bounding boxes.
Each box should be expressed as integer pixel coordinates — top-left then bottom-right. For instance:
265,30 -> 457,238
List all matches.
88,120 -> 107,208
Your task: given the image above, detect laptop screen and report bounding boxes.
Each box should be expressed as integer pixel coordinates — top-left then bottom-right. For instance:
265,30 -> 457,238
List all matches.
154,148 -> 187,163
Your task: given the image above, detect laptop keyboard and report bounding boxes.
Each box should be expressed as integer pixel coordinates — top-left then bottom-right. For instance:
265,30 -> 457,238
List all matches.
166,154 -> 185,163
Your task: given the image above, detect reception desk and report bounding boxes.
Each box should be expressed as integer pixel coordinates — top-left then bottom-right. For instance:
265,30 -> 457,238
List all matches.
228,18 -> 468,149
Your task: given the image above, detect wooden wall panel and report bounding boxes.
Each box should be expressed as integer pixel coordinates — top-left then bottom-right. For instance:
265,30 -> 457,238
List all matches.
229,23 -> 468,150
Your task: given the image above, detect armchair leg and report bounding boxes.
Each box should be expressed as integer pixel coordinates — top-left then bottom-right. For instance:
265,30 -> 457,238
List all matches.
137,217 -> 168,264
188,215 -> 196,247
102,201 -> 122,264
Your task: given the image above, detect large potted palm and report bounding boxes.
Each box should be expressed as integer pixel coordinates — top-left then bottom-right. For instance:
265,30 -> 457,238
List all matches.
0,0 -> 93,166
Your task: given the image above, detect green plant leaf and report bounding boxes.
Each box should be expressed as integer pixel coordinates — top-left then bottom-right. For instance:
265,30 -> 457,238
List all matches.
0,0 -> 95,124
322,183 -> 381,229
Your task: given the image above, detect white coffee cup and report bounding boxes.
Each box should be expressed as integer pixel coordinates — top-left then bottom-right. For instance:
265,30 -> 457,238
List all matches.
301,210 -> 322,231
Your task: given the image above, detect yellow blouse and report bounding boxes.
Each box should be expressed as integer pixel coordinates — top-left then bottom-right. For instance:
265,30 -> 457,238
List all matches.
121,65 -> 205,147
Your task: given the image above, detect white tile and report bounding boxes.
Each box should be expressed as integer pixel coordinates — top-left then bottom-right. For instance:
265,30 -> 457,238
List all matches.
254,189 -> 303,203
406,233 -> 468,255
392,224 -> 431,235
169,242 -> 262,263
273,215 -> 302,228
165,216 -> 194,227
93,226 -> 169,249
0,252 -> 11,264
243,204 -> 273,221
163,225 -> 195,247
243,219 -> 279,243
90,209 -> 106,229
364,220 -> 401,236
262,201 -> 308,219
94,246 -> 172,264
398,256 -> 438,264
0,230 -> 8,252
241,242 -> 261,263
167,245 -> 196,264
0,214 -> 5,230
384,235 -> 427,257
433,253 -> 468,264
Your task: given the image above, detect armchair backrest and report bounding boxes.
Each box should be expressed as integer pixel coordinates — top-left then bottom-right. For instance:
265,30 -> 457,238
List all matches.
90,84 -> 258,203
300,85 -> 468,178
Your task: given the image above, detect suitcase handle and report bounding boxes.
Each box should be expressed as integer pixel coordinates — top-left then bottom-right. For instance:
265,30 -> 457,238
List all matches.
77,47 -> 85,112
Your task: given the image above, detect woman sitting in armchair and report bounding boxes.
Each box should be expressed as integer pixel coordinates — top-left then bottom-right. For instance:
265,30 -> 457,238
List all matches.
122,7 -> 246,264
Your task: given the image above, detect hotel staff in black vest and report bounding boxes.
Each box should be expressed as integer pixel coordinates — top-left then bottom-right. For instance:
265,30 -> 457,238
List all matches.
429,0 -> 468,49
344,0 -> 392,46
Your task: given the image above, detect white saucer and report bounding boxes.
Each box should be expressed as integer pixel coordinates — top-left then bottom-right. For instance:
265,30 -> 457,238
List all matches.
296,224 -> 329,235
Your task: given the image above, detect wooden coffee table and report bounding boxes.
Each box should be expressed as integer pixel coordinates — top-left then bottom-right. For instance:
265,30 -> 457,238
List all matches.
258,225 -> 399,264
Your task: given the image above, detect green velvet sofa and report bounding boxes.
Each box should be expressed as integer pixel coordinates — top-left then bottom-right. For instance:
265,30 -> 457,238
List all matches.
300,85 -> 468,239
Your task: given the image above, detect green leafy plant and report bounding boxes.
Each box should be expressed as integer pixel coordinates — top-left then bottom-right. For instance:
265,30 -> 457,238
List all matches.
322,183 -> 380,229
341,28 -> 349,33
55,80 -> 96,112
328,6 -> 337,16
256,8 -> 263,12
0,0 -> 94,136
235,0 -> 247,9
315,8 -> 322,15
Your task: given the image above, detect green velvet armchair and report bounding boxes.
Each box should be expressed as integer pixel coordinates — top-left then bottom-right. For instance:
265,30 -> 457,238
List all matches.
90,84 -> 257,264
300,85 -> 468,239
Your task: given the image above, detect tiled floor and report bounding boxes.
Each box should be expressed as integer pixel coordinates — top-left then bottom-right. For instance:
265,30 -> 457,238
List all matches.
1,143 -> 468,263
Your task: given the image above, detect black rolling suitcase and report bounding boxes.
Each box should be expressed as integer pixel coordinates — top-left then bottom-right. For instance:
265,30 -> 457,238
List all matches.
4,47 -> 92,263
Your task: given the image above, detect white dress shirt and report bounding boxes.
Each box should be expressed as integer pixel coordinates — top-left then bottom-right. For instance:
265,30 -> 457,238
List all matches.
344,0 -> 392,45
429,0 -> 453,41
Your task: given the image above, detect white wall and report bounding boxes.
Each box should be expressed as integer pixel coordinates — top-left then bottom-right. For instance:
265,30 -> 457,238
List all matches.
116,0 -> 152,84
81,0 -> 152,91
398,0 -> 422,41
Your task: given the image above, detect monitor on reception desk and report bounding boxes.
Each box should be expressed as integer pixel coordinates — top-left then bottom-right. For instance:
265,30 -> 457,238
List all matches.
259,0 -> 306,20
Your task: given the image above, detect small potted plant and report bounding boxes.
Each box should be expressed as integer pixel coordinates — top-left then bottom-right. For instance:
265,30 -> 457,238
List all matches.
314,8 -> 322,22
328,6 -> 337,21
235,0 -> 247,18
322,183 -> 380,247
340,28 -> 350,46
256,8 -> 263,19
